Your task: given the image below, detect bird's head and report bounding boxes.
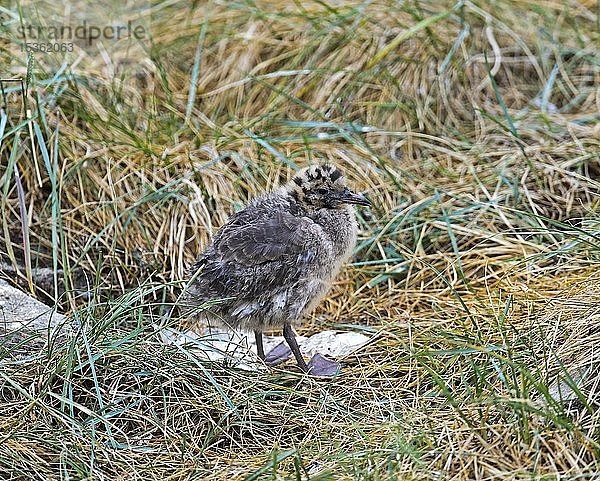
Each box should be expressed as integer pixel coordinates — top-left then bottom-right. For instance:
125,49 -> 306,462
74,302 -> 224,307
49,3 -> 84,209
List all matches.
287,164 -> 370,209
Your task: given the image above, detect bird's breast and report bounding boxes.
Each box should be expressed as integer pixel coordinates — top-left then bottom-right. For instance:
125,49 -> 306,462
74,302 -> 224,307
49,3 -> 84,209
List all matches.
318,208 -> 357,253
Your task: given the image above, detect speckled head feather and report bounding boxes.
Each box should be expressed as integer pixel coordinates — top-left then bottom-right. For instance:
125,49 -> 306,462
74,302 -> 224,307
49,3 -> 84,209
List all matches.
287,164 -> 369,209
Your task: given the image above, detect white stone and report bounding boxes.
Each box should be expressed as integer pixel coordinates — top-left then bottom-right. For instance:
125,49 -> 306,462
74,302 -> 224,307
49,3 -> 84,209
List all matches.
157,322 -> 370,371
0,279 -> 66,332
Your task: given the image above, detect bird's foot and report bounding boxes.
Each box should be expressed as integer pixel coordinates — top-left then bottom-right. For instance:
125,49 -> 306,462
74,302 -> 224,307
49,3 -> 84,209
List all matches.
264,344 -> 341,377
264,342 -> 292,366
307,353 -> 341,377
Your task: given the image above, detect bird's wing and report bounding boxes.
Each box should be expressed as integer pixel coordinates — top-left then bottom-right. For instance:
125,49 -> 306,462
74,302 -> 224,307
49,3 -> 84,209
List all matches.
188,209 -> 327,302
213,210 -> 318,266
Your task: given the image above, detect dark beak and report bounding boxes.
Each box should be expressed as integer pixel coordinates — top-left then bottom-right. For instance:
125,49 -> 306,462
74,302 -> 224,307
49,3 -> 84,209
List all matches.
339,188 -> 371,206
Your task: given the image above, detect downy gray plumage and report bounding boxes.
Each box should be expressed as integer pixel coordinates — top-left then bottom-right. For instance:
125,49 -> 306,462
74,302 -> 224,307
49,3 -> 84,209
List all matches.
185,164 -> 369,375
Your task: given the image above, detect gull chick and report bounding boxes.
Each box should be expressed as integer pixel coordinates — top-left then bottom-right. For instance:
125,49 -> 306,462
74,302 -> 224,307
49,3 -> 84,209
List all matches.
185,164 -> 369,376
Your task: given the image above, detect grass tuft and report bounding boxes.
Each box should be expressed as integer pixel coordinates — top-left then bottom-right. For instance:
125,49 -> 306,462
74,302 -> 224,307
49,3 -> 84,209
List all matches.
1,0 -> 600,478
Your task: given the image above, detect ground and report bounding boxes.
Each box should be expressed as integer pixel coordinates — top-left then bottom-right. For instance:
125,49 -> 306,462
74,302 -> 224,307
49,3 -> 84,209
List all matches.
0,0 -> 599,479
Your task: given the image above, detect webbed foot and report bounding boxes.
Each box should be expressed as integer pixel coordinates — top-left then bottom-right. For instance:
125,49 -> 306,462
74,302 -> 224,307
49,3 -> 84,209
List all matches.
307,353 -> 341,377
264,342 -> 292,366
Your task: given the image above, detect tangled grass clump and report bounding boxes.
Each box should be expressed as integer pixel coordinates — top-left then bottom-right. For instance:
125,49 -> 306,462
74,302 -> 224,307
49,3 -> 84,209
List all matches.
1,0 -> 599,479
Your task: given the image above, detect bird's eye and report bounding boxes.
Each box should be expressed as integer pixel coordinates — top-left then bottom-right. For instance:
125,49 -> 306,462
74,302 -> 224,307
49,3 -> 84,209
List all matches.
316,188 -> 328,195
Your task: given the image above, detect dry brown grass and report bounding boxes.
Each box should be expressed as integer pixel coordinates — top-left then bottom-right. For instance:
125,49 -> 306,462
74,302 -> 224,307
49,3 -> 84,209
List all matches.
1,0 -> 599,479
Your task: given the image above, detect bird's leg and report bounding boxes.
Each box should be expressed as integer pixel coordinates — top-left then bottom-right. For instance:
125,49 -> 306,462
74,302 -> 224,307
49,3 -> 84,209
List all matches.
264,325 -> 341,376
283,323 -> 309,372
254,330 -> 265,361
